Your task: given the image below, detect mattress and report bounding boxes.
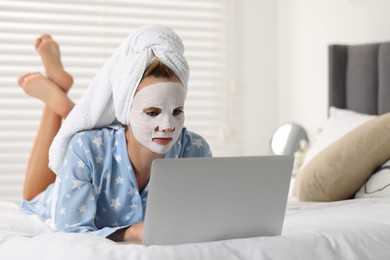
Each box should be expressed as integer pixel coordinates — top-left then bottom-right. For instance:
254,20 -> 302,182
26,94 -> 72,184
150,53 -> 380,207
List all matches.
1,197 -> 389,260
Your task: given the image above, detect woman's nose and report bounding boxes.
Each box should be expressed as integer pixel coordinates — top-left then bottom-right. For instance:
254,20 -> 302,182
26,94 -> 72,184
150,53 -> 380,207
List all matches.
156,126 -> 175,132
156,114 -> 175,132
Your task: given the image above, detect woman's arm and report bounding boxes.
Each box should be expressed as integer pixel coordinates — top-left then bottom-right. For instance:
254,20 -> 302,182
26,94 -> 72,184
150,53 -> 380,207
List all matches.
51,133 -> 116,237
52,140 -> 99,234
107,222 -> 144,242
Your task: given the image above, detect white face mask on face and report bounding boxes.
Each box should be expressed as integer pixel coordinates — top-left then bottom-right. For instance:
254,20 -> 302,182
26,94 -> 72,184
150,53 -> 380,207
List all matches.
129,82 -> 185,154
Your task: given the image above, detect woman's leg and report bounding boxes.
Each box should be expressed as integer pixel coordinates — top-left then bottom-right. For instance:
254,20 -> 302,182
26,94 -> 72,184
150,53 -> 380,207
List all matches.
18,72 -> 74,119
22,106 -> 62,201
19,73 -> 75,200
35,34 -> 73,92
20,35 -> 74,200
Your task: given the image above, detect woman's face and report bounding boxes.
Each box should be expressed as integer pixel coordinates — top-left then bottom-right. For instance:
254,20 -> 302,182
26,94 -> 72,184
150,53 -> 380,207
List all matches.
129,76 -> 185,154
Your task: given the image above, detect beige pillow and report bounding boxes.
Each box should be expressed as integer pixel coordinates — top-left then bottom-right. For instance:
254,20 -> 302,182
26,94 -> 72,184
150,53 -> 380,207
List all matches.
294,112 -> 390,202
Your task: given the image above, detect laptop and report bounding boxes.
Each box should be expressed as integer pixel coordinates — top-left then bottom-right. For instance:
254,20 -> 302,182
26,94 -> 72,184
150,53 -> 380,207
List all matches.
142,155 -> 293,246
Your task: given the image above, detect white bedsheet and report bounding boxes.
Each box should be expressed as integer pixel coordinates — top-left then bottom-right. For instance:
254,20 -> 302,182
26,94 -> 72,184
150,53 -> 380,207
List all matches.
1,198 -> 390,260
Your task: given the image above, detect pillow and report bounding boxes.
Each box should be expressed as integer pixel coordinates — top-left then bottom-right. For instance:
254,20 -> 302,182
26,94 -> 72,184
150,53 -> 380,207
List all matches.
302,107 -> 376,167
294,112 -> 390,202
355,159 -> 390,198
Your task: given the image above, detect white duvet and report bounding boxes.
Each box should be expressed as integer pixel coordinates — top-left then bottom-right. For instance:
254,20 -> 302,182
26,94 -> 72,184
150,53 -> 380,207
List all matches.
1,198 -> 390,260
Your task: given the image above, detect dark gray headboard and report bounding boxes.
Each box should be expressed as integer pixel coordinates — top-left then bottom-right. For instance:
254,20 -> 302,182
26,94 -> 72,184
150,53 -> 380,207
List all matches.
329,42 -> 390,115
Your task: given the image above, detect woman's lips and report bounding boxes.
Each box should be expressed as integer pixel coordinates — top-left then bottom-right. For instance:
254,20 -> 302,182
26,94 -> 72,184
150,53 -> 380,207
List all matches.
152,137 -> 173,145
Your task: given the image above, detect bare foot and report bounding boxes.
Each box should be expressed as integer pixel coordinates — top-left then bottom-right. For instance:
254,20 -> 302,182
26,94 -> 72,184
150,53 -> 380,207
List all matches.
35,34 -> 73,92
18,72 -> 74,118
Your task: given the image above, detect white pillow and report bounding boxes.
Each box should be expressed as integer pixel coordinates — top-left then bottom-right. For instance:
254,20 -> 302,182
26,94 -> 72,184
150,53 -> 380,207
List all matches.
355,159 -> 390,198
302,107 -> 376,166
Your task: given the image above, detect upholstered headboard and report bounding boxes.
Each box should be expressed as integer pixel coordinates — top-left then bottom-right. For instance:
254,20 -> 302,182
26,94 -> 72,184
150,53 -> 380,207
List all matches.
329,42 -> 390,115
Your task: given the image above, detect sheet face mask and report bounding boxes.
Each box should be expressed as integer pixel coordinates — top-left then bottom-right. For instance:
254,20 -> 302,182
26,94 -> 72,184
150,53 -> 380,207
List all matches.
129,82 -> 186,154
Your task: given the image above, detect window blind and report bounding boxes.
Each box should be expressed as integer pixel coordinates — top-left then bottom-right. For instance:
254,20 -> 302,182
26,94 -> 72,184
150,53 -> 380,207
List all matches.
0,0 -> 240,202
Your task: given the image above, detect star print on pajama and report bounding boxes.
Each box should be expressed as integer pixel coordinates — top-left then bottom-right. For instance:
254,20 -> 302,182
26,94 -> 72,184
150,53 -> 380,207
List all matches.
20,124 -> 212,237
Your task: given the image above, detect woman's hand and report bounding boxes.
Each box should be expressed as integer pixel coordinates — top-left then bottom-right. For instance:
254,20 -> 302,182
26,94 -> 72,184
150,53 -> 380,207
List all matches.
107,222 -> 144,242
124,222 -> 144,241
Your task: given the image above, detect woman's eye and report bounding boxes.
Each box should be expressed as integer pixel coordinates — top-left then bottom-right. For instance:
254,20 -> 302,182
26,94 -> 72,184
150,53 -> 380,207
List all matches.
146,111 -> 159,116
144,108 -> 161,117
172,109 -> 183,116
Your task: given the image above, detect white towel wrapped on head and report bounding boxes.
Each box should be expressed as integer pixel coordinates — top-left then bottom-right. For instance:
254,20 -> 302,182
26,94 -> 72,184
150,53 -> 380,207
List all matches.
48,24 -> 189,173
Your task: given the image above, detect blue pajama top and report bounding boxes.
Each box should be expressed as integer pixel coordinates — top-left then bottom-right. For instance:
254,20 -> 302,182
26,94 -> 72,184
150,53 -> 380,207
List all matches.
20,124 -> 212,237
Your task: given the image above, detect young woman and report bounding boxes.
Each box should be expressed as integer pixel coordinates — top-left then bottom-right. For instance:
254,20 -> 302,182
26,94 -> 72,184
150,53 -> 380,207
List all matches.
18,25 -> 212,242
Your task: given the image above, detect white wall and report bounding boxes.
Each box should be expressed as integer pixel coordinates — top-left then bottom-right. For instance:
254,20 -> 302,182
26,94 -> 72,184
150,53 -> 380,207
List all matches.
240,0 -> 279,155
277,0 -> 390,138
240,0 -> 390,154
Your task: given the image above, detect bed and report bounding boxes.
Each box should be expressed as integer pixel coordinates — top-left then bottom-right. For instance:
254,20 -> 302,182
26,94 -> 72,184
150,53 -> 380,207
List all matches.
1,42 -> 390,259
